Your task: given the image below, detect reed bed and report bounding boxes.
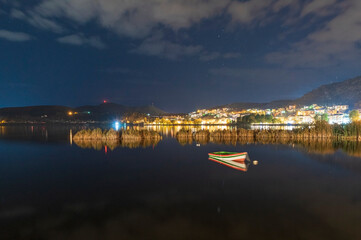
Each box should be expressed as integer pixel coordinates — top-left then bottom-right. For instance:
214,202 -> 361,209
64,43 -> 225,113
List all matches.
73,128 -> 162,150
73,128 -> 119,140
73,128 -> 162,141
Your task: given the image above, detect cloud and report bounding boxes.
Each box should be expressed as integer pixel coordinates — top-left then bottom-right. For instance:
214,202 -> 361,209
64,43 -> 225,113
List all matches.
131,32 -> 203,60
11,9 -> 64,33
10,9 -> 26,19
57,34 -> 106,49
199,51 -> 241,61
12,0 -> 335,37
265,0 -> 361,68
27,11 -> 65,33
131,32 -> 240,61
301,0 -> 338,17
0,29 -> 33,42
199,52 -> 222,61
227,0 -> 301,26
30,0 -> 230,38
5,0 -> 360,67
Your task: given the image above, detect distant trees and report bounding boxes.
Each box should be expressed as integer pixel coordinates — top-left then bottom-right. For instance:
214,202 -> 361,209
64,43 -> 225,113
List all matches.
238,114 -> 278,124
314,113 -> 329,122
123,112 -> 148,123
343,121 -> 361,137
349,110 -> 360,122
193,118 -> 202,125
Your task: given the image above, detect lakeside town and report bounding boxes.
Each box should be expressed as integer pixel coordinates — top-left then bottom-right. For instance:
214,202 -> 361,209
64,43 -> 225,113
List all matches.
0,103 -> 359,126
132,104 -> 356,126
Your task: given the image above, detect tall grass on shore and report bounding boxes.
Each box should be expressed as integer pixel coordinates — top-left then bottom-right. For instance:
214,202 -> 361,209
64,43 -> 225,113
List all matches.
73,128 -> 119,140
176,129 -> 361,157
176,121 -> 361,142
73,128 -> 162,150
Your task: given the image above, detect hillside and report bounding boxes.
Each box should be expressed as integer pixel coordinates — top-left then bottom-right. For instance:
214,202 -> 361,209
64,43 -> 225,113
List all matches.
0,103 -> 166,122
293,76 -> 361,107
0,106 -> 72,120
216,76 -> 361,110
215,100 -> 291,110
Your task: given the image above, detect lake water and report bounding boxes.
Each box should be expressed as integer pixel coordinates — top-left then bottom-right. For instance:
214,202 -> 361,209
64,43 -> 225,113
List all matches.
1,125 -> 361,240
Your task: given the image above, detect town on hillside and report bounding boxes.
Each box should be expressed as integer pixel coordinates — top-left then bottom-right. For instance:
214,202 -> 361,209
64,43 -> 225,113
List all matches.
140,104 -> 355,125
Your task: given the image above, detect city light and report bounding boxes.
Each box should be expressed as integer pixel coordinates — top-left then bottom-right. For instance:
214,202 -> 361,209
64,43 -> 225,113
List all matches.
115,121 -> 120,131
141,104 -> 351,126
68,111 -> 73,116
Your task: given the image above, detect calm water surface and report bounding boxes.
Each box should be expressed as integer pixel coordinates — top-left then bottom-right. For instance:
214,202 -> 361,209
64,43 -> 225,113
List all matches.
1,126 -> 361,240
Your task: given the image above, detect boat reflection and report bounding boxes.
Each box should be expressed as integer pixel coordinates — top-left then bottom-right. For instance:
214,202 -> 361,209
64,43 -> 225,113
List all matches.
209,157 -> 251,172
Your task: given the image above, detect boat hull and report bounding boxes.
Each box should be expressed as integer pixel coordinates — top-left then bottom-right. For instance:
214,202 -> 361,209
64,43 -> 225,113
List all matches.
208,151 -> 249,171
208,152 -> 247,161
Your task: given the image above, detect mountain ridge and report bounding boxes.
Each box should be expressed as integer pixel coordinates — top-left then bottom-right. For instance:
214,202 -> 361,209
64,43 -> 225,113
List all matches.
0,103 -> 166,121
215,76 -> 361,110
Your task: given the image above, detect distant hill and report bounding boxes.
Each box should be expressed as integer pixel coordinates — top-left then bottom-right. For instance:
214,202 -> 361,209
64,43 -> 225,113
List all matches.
0,103 -> 166,122
75,103 -> 166,116
0,105 -> 72,119
214,100 -> 291,110
215,76 -> 361,110
293,76 -> 361,108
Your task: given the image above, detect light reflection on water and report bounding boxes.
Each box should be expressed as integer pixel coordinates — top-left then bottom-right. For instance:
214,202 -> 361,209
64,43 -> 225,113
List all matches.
2,125 -> 361,157
1,125 -> 361,239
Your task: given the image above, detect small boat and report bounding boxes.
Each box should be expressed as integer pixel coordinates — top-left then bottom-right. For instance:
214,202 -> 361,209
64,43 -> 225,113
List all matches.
208,151 -> 248,161
208,151 -> 250,171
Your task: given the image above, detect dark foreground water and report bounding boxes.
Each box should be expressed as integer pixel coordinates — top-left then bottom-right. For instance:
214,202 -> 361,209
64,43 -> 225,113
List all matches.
1,126 -> 361,240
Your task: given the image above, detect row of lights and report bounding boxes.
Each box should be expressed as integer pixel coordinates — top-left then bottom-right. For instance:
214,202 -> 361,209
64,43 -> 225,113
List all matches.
68,111 -> 91,116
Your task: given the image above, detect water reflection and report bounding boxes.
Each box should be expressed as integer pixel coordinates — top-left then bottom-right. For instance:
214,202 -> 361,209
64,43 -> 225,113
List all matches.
73,138 -> 161,150
2,125 -> 361,239
3,125 -> 361,159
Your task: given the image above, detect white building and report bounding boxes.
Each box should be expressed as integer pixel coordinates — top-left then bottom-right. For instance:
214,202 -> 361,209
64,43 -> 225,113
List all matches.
328,114 -> 350,124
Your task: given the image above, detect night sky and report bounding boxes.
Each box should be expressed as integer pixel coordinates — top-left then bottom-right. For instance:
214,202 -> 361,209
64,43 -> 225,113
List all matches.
1,0 -> 361,112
